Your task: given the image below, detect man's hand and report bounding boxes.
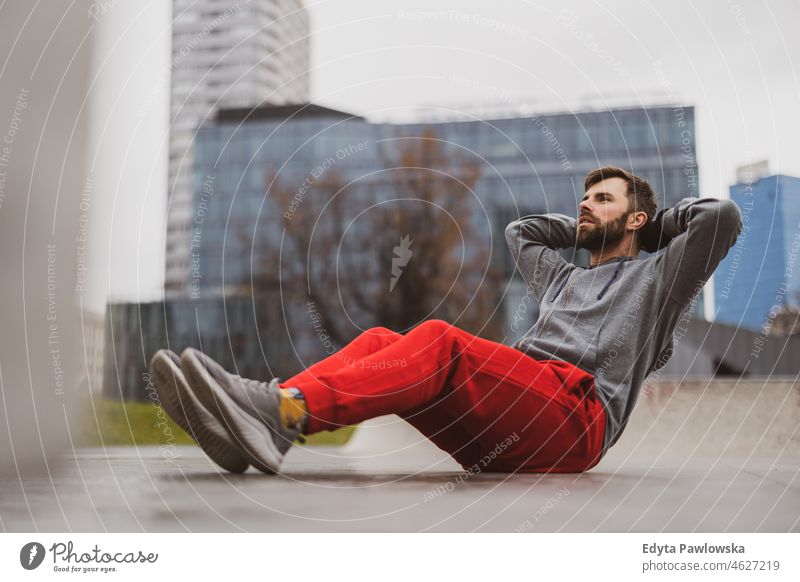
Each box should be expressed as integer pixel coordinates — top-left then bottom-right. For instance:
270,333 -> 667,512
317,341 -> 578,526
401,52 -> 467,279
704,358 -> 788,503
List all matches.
638,209 -> 673,253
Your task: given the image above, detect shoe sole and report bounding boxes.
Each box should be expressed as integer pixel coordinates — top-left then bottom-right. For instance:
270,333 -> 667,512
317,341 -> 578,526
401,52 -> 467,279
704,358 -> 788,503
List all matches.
180,349 -> 283,474
150,350 -> 249,473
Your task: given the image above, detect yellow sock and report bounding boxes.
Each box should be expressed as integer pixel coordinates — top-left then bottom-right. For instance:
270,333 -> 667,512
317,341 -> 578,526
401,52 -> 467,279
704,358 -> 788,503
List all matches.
279,388 -> 308,431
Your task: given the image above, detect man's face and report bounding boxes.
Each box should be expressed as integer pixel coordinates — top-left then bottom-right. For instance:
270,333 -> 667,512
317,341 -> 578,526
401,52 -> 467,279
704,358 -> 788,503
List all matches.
576,177 -> 632,251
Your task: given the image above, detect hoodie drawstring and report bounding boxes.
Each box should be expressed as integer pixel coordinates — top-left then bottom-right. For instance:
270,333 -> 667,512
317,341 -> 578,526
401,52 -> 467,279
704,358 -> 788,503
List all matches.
595,256 -> 635,300
550,271 -> 571,302
550,256 -> 634,303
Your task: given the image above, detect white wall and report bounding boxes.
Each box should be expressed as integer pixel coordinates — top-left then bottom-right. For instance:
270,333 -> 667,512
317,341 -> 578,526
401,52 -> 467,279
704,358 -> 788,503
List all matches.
88,0 -> 171,312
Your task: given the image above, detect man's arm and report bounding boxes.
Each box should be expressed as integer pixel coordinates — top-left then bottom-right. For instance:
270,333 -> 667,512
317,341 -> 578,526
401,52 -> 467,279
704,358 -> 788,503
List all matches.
504,213 -> 575,303
647,197 -> 743,306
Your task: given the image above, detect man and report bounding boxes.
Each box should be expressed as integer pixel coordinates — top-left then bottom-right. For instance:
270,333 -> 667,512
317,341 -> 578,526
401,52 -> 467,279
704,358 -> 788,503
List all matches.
150,166 -> 743,474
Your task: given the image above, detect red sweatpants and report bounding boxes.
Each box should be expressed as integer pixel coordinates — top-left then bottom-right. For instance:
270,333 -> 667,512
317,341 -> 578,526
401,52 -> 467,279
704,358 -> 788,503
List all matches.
280,319 -> 606,473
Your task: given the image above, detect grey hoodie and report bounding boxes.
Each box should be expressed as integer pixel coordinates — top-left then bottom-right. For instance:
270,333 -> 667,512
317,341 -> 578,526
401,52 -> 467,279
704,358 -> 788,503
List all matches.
504,197 -> 743,457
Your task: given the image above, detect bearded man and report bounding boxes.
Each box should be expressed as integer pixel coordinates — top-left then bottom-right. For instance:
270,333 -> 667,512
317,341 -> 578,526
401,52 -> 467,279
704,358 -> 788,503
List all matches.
150,166 -> 743,474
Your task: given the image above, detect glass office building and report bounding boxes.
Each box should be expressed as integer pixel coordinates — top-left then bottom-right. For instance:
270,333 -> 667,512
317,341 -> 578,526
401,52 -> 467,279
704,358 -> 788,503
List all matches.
714,174 -> 800,331
189,103 -> 701,344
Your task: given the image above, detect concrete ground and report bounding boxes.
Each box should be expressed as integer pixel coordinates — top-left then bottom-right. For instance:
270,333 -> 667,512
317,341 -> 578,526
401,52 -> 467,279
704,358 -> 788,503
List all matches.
1,378 -> 798,532
0,445 -> 797,532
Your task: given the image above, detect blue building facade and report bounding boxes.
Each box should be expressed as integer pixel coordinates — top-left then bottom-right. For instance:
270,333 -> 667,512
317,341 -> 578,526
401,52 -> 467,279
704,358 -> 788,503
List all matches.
189,103 -> 701,346
714,174 -> 800,331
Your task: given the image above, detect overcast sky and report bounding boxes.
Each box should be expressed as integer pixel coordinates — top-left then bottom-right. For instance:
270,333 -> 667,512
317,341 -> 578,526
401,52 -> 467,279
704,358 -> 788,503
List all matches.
92,0 -> 800,311
310,0 -> 800,186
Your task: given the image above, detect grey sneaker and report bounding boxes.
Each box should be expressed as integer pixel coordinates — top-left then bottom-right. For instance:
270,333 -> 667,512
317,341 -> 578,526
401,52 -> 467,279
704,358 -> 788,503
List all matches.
148,349 -> 249,473
179,347 -> 303,474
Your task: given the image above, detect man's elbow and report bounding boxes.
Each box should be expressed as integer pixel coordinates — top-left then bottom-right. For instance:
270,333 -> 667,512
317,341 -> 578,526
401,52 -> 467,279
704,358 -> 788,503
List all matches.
718,199 -> 743,239
504,221 -> 520,248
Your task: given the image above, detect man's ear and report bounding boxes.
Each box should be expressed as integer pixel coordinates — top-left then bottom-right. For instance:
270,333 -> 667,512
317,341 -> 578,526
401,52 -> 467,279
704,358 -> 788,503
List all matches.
628,210 -> 649,232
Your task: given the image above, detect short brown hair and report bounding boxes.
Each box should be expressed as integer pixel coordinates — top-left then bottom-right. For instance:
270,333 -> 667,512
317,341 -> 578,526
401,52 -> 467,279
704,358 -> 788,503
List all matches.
584,166 -> 657,243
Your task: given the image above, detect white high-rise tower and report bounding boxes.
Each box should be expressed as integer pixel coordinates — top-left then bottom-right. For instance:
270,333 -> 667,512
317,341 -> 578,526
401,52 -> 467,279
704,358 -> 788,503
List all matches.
165,0 -> 310,296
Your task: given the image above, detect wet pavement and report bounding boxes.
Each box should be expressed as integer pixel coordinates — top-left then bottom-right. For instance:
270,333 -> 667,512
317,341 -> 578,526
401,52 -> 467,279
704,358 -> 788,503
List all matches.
1,378 -> 798,532
0,444 -> 795,532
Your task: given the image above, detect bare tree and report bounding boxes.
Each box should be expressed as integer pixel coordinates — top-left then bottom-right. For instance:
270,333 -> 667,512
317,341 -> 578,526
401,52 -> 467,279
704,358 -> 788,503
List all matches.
258,128 -> 505,350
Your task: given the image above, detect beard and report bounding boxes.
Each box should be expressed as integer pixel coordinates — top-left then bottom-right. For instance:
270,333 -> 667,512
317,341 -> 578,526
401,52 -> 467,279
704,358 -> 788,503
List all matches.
576,211 -> 629,251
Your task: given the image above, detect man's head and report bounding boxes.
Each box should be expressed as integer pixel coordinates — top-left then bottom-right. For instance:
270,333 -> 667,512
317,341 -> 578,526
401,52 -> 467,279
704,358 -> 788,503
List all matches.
577,166 -> 657,253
